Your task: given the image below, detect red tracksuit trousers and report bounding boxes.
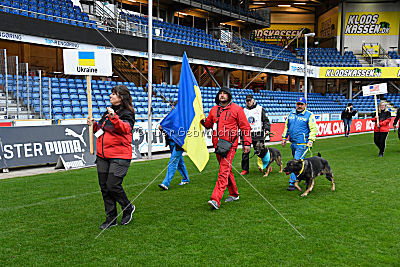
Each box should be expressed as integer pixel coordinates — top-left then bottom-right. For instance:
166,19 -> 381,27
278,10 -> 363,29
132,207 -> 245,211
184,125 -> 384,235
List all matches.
211,148 -> 239,206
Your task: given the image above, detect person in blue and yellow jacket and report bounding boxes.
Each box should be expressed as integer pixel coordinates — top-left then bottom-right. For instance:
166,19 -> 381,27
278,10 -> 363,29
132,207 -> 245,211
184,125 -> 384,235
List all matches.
281,97 -> 317,191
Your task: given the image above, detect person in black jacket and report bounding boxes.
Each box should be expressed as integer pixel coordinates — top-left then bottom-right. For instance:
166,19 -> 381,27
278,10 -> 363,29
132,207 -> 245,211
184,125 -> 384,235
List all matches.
241,94 -> 270,175
393,108 -> 400,140
341,103 -> 358,137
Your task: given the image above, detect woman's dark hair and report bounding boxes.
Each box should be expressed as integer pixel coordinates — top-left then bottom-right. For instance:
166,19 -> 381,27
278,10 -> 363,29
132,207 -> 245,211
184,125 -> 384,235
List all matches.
111,85 -> 135,116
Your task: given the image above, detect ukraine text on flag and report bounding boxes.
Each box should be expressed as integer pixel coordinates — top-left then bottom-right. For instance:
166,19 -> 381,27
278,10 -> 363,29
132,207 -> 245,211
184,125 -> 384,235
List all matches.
160,52 -> 209,171
78,51 -> 95,66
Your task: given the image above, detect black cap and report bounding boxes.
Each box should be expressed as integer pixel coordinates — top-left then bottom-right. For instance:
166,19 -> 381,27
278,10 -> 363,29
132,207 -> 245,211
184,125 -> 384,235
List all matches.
246,94 -> 254,101
215,87 -> 232,104
347,103 -> 353,107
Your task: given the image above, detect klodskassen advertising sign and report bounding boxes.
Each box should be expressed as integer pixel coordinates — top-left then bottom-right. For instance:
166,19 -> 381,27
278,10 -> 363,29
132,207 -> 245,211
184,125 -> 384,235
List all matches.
319,67 -> 400,78
344,12 -> 399,35
253,24 -> 315,40
363,44 -> 380,57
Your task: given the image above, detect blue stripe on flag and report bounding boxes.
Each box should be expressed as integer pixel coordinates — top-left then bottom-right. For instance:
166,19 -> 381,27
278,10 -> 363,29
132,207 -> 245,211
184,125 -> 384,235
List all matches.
78,51 -> 95,60
161,53 -> 196,147
160,52 -> 208,171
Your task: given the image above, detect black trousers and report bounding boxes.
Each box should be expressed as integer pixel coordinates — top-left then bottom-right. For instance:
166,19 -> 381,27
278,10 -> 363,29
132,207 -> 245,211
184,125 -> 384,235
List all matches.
96,156 -> 131,219
374,132 -> 389,154
241,140 -> 262,172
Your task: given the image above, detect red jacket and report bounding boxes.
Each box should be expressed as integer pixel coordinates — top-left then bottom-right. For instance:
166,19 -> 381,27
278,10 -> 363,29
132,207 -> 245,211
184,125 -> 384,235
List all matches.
93,109 -> 135,159
371,110 -> 391,132
203,102 -> 252,149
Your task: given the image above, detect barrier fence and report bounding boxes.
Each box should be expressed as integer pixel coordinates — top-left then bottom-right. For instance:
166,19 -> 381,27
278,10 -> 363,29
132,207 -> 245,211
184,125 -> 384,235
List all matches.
1,118 -> 395,170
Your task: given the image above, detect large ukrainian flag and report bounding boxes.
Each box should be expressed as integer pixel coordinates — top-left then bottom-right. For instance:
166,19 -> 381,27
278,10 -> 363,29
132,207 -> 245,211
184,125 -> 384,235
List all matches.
160,52 -> 209,171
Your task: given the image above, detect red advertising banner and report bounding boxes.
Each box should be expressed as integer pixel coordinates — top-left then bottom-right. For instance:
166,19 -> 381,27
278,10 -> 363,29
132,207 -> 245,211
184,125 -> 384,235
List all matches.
0,122 -> 12,127
269,118 -> 395,142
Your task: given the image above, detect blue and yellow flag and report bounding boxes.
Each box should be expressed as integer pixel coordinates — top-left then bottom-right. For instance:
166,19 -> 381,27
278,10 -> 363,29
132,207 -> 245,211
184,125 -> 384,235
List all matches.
160,52 -> 209,171
78,51 -> 95,66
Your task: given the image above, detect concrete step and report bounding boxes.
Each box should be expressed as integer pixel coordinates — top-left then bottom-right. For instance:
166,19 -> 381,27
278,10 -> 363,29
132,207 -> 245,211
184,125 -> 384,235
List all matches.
0,110 -> 33,115
0,114 -> 38,120
0,106 -> 28,112
355,55 -> 371,67
0,99 -> 16,104
0,102 -> 22,107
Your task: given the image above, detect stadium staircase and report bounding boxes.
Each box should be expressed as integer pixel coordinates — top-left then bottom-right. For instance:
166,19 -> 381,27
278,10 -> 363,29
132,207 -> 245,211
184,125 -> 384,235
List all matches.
355,54 -> 371,67
112,56 -> 141,87
0,80 -> 38,119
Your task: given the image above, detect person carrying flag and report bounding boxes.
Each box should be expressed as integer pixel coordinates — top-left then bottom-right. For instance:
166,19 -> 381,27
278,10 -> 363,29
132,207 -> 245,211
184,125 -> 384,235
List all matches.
201,87 -> 252,210
160,52 -> 209,179
158,103 -> 190,190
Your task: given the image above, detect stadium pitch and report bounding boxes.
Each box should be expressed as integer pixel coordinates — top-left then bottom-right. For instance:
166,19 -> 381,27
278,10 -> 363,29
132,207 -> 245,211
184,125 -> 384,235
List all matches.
0,132 -> 399,265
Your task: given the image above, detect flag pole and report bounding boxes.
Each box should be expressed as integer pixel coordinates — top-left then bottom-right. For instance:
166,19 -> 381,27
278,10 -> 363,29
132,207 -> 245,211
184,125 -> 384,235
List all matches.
86,75 -> 94,154
147,0 -> 153,159
374,95 -> 379,127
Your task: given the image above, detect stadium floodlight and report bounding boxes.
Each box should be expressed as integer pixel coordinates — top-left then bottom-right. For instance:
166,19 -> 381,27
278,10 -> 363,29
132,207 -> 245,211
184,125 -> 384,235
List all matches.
304,32 -> 315,100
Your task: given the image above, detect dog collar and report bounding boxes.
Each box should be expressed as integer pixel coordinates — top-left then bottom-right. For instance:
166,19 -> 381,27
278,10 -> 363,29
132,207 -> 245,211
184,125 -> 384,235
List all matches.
298,161 -> 305,176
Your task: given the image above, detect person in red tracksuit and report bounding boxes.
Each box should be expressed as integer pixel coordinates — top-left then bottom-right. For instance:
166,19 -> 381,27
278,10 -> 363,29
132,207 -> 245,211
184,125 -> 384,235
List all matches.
371,100 -> 391,157
201,87 -> 252,210
87,85 -> 136,229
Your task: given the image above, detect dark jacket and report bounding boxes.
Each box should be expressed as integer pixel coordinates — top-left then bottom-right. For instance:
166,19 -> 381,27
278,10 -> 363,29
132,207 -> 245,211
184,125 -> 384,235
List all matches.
371,110 -> 391,132
202,102 -> 252,149
93,105 -> 135,159
161,129 -> 183,151
245,103 -> 271,141
393,109 -> 400,127
341,107 -> 357,120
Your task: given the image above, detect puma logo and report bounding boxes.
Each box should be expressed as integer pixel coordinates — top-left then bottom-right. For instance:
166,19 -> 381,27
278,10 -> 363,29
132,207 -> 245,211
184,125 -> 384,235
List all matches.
65,127 -> 86,146
73,154 -> 86,164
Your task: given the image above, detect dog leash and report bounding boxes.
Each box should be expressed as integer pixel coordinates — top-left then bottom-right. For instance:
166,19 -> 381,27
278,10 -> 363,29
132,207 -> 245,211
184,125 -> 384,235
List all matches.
300,146 -> 313,159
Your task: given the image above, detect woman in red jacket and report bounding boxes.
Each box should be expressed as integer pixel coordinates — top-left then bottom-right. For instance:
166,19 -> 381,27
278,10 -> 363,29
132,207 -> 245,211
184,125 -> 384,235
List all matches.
87,85 -> 136,229
371,100 -> 391,157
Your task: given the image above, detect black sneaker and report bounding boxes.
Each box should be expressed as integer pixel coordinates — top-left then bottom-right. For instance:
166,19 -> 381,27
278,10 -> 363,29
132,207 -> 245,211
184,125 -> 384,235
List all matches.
287,185 -> 296,191
121,204 -> 135,225
158,184 -> 168,190
100,218 -> 117,230
378,153 -> 383,157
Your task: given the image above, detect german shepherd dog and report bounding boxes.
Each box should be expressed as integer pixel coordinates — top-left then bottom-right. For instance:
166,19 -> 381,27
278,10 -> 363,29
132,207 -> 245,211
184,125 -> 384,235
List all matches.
254,141 -> 283,177
283,153 -> 335,197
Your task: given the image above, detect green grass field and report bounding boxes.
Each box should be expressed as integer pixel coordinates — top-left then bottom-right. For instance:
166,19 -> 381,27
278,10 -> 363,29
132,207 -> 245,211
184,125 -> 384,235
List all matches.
1,132 -> 399,265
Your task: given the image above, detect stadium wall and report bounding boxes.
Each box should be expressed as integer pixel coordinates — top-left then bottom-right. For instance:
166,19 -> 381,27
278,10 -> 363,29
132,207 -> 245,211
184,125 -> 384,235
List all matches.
0,12 -> 289,71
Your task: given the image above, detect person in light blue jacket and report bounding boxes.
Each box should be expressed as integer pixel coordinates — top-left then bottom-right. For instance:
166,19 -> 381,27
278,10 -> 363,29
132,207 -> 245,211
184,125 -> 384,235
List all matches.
281,97 -> 317,191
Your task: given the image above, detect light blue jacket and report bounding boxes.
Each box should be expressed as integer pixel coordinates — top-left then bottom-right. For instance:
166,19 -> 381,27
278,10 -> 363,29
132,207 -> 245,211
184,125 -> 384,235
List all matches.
282,109 -> 317,144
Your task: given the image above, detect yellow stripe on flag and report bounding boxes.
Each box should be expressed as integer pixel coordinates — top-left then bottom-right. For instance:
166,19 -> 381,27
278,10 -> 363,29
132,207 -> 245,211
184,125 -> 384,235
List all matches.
79,59 -> 95,66
182,85 -> 209,171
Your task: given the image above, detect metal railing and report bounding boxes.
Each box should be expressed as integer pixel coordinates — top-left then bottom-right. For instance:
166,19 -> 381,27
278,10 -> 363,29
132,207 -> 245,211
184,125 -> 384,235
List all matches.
0,4 -> 279,60
362,45 -> 373,66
